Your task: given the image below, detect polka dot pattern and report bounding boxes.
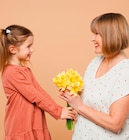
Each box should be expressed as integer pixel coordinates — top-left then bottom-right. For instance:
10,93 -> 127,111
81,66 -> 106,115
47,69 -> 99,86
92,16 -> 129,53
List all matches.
72,55 -> 129,140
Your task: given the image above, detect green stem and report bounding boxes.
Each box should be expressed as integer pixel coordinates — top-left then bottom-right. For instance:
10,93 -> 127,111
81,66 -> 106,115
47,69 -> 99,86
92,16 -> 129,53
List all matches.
66,103 -> 73,130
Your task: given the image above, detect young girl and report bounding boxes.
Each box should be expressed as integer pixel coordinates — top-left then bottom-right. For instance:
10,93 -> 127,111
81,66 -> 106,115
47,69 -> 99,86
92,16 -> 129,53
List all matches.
0,25 -> 75,140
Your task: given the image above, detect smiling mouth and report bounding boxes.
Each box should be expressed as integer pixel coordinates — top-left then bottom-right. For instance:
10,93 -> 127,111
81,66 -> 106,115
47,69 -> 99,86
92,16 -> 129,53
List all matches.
94,42 -> 100,47
27,54 -> 31,58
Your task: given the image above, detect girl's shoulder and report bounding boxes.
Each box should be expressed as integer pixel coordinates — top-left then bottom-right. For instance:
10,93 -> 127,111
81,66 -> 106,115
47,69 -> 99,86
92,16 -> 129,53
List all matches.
3,64 -> 31,76
2,65 -> 32,82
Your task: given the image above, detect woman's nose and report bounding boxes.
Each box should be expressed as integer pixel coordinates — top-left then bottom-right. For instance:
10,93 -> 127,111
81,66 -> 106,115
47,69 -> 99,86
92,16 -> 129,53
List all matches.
91,35 -> 95,42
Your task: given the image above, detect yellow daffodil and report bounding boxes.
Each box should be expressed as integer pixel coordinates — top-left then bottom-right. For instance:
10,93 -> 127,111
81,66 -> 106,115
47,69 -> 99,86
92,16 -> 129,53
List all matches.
53,69 -> 84,95
53,69 -> 84,130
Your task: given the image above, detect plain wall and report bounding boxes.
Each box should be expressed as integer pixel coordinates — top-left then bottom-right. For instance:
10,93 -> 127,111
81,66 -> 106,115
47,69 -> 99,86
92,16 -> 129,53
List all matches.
0,0 -> 129,139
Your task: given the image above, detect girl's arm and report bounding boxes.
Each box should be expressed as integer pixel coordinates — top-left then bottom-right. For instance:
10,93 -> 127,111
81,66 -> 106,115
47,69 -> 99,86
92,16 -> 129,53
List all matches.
4,70 -> 75,120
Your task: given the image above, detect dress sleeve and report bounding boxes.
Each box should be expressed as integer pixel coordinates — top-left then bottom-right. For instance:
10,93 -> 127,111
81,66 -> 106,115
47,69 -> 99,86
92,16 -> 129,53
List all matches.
110,67 -> 129,104
5,69 -> 62,120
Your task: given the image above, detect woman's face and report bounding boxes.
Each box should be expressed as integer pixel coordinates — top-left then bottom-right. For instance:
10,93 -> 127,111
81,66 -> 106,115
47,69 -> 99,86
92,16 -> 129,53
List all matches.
91,33 -> 102,54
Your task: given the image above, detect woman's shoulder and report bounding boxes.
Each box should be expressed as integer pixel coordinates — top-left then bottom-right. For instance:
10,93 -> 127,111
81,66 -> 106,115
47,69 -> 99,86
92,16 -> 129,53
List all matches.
88,55 -> 104,66
83,55 -> 103,75
117,58 -> 129,68
119,58 -> 129,72
92,55 -> 104,62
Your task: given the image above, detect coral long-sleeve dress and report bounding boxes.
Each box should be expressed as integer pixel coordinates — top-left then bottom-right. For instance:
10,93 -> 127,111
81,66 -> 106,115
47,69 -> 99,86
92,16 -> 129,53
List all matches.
2,64 -> 62,140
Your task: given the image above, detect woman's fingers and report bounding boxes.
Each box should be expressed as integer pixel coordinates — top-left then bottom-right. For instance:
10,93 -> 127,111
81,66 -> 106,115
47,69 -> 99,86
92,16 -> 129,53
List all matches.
58,88 -> 65,95
58,94 -> 68,101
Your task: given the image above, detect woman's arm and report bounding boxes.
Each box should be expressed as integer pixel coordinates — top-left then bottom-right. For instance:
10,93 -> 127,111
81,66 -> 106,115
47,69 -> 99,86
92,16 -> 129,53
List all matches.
59,92 -> 129,133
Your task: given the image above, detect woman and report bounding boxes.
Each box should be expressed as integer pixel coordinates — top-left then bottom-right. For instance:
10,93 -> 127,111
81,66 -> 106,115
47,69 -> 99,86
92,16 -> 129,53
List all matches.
59,13 -> 129,139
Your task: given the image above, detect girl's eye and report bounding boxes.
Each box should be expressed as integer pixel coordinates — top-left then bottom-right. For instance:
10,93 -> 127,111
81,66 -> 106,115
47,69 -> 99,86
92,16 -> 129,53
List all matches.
27,45 -> 31,48
95,32 -> 99,35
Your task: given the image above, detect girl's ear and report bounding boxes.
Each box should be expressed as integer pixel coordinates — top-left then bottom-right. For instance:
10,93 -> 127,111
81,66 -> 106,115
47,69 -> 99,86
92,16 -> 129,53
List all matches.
8,45 -> 17,54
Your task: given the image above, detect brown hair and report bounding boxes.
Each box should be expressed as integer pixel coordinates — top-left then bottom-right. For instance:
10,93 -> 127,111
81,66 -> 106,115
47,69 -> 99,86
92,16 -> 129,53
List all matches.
0,25 -> 33,72
90,13 -> 129,57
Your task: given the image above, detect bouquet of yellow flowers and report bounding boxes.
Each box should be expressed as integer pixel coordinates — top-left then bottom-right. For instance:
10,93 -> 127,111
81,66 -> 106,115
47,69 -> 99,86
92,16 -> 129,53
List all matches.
53,69 -> 84,130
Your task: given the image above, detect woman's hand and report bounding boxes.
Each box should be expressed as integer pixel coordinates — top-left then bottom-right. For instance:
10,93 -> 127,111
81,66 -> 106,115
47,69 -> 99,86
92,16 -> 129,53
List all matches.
58,90 -> 83,112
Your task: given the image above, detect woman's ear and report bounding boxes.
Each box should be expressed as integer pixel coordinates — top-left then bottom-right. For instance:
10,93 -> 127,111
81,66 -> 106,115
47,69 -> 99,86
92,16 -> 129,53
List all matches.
8,45 -> 17,54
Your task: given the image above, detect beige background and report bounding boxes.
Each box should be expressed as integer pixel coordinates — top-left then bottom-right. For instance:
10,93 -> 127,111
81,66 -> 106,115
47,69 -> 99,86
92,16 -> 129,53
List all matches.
0,0 -> 129,140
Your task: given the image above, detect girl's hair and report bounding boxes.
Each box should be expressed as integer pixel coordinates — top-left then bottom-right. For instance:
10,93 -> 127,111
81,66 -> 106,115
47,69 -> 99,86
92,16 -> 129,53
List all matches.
0,25 -> 33,72
90,13 -> 129,57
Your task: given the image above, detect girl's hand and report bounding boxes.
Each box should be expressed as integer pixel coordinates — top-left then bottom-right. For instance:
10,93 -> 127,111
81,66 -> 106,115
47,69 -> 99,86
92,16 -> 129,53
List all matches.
60,107 -> 77,120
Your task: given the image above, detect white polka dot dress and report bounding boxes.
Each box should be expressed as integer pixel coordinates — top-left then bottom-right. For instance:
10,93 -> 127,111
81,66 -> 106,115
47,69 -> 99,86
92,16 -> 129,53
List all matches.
72,55 -> 129,140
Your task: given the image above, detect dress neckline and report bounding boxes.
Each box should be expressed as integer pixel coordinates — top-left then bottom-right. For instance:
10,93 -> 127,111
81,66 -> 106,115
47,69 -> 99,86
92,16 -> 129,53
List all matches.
94,57 -> 128,80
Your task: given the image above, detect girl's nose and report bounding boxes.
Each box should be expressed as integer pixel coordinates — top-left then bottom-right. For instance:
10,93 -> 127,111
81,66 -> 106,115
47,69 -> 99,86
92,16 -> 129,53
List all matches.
31,47 -> 34,53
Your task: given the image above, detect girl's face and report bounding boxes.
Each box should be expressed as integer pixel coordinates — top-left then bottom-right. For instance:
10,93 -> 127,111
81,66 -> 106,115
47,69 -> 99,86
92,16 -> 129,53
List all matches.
16,36 -> 34,62
91,33 -> 102,54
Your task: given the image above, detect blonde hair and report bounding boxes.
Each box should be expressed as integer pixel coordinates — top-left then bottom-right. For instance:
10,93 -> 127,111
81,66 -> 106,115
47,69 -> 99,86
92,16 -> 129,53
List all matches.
0,25 -> 33,72
90,13 -> 129,57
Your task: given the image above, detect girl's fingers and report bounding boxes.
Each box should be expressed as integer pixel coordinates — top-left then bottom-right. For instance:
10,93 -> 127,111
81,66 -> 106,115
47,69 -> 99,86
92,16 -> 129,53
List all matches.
68,108 -> 77,120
